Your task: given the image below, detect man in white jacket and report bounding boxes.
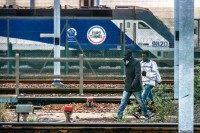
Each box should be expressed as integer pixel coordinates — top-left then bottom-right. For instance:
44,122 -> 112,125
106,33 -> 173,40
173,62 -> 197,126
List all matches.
140,51 -> 161,112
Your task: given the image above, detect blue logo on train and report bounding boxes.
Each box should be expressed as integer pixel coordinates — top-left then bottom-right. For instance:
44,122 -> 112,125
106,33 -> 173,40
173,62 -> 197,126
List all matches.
67,28 -> 77,42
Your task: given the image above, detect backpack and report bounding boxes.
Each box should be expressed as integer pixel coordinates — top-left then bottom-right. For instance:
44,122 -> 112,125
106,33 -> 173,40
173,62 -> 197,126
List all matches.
155,70 -> 162,83
150,60 -> 162,83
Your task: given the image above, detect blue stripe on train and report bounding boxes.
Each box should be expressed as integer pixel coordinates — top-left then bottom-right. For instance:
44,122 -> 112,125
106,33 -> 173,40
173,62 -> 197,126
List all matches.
0,18 -> 142,51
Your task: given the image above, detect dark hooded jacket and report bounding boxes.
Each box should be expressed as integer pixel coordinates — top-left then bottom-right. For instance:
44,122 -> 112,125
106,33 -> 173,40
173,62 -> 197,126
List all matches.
124,56 -> 142,92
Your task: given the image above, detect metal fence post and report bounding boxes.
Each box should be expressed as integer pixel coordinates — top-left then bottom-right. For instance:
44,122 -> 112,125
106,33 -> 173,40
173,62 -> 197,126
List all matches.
120,22 -> 125,75
79,54 -> 84,95
7,17 -> 12,74
65,19 -> 69,74
198,19 -> 200,48
15,53 -> 19,96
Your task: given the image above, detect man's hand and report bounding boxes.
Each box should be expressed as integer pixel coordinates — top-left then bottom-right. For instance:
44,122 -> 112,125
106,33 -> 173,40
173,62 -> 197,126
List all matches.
142,71 -> 146,76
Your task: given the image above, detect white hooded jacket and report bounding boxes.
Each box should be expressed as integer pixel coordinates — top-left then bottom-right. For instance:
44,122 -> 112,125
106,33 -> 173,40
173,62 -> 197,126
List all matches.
140,60 -> 161,86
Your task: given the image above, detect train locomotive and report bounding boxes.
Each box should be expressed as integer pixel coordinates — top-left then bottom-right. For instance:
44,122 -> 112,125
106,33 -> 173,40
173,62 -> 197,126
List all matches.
0,7 -> 174,68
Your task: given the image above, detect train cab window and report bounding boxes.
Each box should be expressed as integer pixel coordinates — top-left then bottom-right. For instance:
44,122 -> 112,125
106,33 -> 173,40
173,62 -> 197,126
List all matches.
127,22 -> 130,28
138,22 -> 150,29
83,0 -> 94,7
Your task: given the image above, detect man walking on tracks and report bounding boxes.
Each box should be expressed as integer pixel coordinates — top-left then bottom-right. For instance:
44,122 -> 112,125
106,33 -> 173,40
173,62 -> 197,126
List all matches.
140,50 -> 162,113
115,49 -> 151,120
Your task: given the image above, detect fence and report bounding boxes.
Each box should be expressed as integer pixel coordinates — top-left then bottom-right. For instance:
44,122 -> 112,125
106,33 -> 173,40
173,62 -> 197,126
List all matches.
1,53 -> 200,96
0,53 -> 124,96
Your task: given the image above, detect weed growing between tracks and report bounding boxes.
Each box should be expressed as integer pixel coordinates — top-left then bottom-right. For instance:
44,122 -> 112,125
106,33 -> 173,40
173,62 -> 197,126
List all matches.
194,65 -> 200,123
0,103 -> 13,122
195,65 -> 200,104
153,84 -> 176,122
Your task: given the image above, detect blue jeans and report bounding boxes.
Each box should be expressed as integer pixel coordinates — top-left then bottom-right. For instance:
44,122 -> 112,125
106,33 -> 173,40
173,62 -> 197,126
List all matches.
142,84 -> 154,104
117,90 -> 148,118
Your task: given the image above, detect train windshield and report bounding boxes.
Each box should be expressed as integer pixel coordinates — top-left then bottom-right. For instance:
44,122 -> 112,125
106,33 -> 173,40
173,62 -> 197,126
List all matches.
138,22 -> 150,29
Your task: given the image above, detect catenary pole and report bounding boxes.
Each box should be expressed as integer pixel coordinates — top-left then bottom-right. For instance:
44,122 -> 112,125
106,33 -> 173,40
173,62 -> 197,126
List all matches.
174,0 -> 179,99
178,0 -> 194,132
30,0 -> 35,9
94,0 -> 100,6
53,0 -> 61,85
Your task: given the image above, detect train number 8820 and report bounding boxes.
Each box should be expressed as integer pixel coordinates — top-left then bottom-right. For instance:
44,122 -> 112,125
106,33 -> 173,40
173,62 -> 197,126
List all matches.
152,41 -> 169,47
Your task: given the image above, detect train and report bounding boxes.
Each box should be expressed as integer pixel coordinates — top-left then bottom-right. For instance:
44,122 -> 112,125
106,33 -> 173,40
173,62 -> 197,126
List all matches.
0,7 -> 175,69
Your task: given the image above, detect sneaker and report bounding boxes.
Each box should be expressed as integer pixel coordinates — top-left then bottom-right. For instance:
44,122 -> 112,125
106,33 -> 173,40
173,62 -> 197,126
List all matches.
147,110 -> 154,118
132,112 -> 141,119
144,112 -> 154,120
149,112 -> 155,118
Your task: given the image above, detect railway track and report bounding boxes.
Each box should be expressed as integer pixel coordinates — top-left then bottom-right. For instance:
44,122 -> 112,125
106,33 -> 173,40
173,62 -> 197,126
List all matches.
17,96 -> 133,105
16,93 -> 173,105
0,91 -> 173,105
0,79 -> 173,105
0,122 -> 200,133
0,79 -> 173,84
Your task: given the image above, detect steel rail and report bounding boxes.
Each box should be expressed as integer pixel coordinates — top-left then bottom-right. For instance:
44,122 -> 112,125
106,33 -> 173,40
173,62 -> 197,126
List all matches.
0,122 -> 179,127
0,122 -> 200,132
18,96 -> 129,104
17,96 -> 174,105
0,87 -> 173,94
0,74 -> 173,78
0,56 -> 176,62
0,88 -> 123,94
0,79 -> 173,84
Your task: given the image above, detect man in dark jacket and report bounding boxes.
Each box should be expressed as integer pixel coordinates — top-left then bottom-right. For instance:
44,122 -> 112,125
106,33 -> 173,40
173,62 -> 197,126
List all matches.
115,49 -> 150,120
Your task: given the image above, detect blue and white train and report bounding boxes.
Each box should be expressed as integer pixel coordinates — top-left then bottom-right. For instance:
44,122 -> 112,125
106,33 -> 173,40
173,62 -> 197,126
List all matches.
0,7 -> 174,67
